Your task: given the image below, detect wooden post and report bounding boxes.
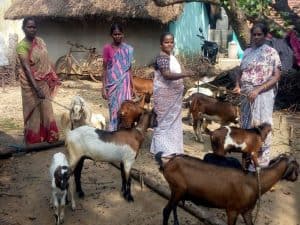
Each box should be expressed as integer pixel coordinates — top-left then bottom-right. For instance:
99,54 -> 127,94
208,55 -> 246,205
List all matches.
0,141 -> 64,159
289,125 -> 294,146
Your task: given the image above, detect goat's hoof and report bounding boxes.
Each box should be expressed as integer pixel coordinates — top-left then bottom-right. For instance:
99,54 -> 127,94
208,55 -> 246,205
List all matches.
71,204 -> 76,211
54,215 -> 59,225
60,218 -> 64,224
124,193 -> 134,202
77,191 -> 85,198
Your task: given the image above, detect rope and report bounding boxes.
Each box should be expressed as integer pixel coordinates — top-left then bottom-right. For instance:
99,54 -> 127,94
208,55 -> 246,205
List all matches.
253,167 -> 262,224
46,98 -> 71,111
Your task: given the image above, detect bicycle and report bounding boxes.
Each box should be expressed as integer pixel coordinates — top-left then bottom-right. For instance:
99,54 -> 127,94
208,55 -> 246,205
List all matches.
55,41 -> 103,82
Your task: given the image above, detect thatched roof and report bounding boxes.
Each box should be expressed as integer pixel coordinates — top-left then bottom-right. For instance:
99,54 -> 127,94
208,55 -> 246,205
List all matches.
4,0 -> 183,24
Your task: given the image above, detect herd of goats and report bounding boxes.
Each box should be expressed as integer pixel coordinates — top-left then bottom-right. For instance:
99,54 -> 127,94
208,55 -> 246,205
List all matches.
49,76 -> 299,225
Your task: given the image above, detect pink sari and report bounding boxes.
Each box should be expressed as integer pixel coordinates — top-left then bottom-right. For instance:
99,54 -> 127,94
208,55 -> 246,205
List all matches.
102,43 -> 133,131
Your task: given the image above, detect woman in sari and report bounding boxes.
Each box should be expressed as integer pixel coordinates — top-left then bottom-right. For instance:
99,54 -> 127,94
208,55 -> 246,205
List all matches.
102,23 -> 134,131
233,23 -> 281,171
150,32 -> 193,158
17,17 -> 60,146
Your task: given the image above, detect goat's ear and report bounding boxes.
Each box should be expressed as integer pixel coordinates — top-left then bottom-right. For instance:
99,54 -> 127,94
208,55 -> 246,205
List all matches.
54,166 -> 62,179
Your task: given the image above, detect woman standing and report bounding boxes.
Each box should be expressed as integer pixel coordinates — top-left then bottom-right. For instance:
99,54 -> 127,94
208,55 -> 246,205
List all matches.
150,32 -> 193,158
102,23 -> 134,131
233,22 -> 281,170
17,17 -> 60,146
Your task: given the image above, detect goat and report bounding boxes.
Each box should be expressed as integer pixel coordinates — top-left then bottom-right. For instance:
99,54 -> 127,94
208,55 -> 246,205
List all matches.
91,113 -> 106,130
69,95 -> 91,129
189,93 -> 239,142
155,153 -> 299,225
182,86 -> 214,109
49,152 -> 73,225
63,110 -> 157,206
118,100 -> 145,129
66,95 -> 106,130
210,123 -> 272,171
132,76 -> 153,108
203,153 -> 242,170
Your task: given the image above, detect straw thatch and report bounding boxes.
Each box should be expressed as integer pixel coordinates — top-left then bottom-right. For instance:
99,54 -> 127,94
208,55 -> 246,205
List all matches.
4,0 -> 183,23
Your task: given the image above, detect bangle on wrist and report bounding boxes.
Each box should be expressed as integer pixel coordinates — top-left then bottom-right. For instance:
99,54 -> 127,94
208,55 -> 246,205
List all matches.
262,84 -> 267,90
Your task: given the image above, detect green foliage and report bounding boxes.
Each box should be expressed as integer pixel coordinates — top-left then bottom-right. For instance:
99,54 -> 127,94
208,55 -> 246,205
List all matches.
237,0 -> 271,19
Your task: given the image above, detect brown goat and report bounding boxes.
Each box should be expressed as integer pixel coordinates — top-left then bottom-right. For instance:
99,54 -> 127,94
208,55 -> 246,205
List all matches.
133,76 -> 153,108
155,153 -> 299,225
118,100 -> 145,129
210,123 -> 272,170
189,93 -> 239,142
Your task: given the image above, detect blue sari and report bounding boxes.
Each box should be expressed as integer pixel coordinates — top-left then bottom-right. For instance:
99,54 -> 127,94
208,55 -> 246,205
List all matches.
103,43 -> 133,131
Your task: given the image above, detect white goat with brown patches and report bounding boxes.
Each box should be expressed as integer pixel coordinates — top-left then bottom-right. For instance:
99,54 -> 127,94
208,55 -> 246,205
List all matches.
62,110 -> 157,207
49,152 -> 74,225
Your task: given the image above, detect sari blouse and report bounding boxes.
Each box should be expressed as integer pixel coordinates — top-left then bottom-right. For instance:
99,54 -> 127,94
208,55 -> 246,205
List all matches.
240,44 -> 281,86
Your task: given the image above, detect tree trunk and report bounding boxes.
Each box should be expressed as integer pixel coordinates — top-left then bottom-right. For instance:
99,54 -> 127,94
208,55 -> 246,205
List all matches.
271,0 -> 300,33
154,0 -> 250,49
222,0 -> 250,49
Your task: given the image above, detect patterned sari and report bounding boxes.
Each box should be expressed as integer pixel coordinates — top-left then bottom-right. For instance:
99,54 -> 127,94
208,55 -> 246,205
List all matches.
102,43 -> 133,131
240,44 -> 281,169
17,37 -> 60,145
150,54 -> 184,157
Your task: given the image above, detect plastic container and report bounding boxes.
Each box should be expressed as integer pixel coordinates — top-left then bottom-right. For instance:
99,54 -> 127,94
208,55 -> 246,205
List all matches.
228,41 -> 238,59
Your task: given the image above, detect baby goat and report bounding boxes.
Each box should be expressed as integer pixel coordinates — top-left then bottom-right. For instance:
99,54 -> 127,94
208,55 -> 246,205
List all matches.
118,100 -> 145,129
188,93 -> 239,142
49,152 -> 73,225
156,153 -> 299,225
64,110 -> 157,206
210,123 -> 272,170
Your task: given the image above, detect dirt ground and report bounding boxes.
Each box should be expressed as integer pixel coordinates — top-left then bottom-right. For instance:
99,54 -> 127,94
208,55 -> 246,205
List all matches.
0,80 -> 300,225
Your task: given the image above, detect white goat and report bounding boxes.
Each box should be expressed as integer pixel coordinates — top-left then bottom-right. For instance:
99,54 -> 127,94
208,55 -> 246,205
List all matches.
183,87 -> 214,102
69,95 -> 91,129
68,95 -> 106,130
91,113 -> 106,130
49,152 -> 74,225
61,110 -> 157,206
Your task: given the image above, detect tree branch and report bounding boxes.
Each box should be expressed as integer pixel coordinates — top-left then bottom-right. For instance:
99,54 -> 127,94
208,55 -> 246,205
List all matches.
271,0 -> 300,33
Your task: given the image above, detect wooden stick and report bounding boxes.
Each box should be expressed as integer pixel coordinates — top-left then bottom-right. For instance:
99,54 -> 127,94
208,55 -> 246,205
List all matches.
289,125 -> 294,146
0,192 -> 22,198
0,141 -> 65,159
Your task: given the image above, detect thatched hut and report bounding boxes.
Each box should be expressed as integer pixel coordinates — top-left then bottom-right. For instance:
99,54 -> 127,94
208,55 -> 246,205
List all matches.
5,0 -> 183,66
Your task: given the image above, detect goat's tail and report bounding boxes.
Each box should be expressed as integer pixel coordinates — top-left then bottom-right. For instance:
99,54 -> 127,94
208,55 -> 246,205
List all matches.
155,152 -> 164,172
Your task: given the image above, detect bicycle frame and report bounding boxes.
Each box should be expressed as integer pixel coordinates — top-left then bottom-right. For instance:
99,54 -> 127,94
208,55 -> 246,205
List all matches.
55,41 -> 103,82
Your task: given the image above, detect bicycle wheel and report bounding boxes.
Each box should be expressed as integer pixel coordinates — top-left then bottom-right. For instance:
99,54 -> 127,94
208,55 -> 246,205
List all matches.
55,56 -> 69,80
